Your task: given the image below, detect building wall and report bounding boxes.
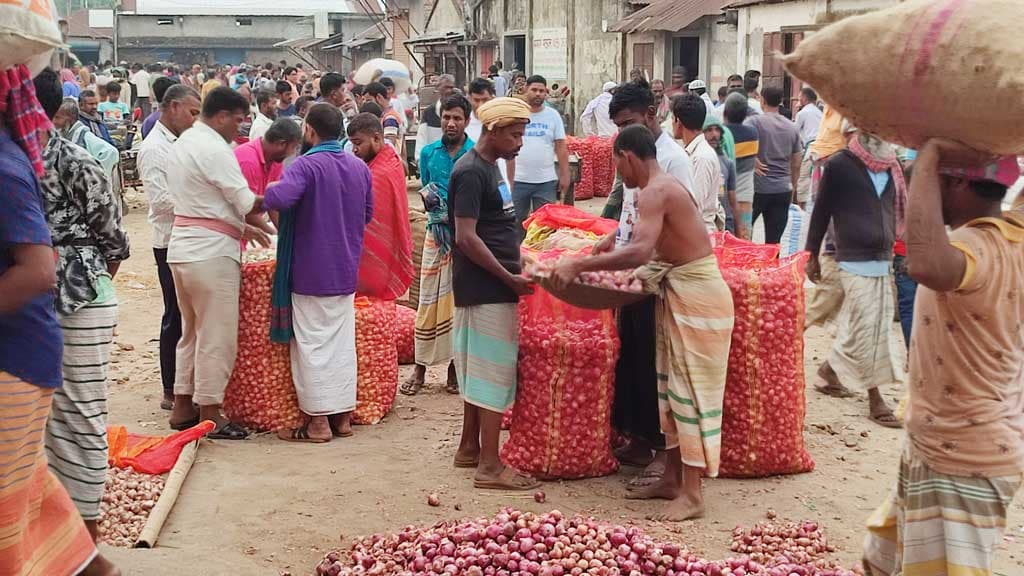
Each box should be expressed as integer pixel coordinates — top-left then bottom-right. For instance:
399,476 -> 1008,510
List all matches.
119,14 -> 313,42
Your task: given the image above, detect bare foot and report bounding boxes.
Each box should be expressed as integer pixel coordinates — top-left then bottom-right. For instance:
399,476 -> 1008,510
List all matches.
80,553 -> 121,576
473,466 -> 540,490
625,474 -> 679,500
614,440 -> 654,467
168,394 -> 198,428
647,494 -> 706,521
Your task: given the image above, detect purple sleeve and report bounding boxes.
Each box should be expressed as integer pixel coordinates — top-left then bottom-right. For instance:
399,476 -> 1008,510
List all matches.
263,159 -> 309,211
0,169 -> 51,247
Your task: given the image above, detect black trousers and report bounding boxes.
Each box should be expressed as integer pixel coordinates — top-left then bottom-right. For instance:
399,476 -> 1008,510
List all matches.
611,296 -> 665,449
752,192 -> 791,245
154,248 -> 181,396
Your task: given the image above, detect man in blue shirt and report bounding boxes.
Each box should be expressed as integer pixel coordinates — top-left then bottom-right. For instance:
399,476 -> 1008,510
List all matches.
402,94 -> 474,396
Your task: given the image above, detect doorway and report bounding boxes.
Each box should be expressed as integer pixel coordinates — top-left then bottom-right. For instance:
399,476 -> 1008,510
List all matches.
670,36 -> 699,84
504,34 -> 526,73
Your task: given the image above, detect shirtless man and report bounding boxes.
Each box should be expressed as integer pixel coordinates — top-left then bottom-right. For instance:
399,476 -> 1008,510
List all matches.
551,124 -> 734,520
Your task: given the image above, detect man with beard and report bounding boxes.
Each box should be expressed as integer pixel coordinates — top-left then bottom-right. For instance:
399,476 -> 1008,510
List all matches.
53,97 -> 119,178
449,97 -> 539,491
466,77 -> 513,185
235,118 -> 302,237
138,84 -> 202,411
402,95 -> 474,396
513,75 -> 569,233
318,72 -> 357,135
77,89 -> 115,146
261,104 -> 373,442
249,89 -> 278,141
347,113 -> 415,302
416,74 -> 457,150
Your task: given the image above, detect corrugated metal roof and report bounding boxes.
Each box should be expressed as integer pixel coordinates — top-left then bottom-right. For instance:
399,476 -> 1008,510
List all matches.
609,0 -> 731,33
342,24 -> 386,48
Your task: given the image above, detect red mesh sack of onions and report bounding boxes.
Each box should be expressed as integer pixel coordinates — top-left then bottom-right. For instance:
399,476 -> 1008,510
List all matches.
718,253 -> 814,478
223,255 -> 304,431
353,297 -> 399,425
501,262 -> 620,479
566,137 -> 594,200
568,136 -> 616,199
395,304 -> 416,365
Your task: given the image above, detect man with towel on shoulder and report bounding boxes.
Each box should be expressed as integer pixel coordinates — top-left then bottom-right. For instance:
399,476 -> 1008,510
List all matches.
450,97 -> 540,491
262,104 -> 374,442
551,124 -> 734,521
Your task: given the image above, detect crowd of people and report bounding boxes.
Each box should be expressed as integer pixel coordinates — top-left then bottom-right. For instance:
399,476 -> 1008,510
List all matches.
1,51 -> 1021,576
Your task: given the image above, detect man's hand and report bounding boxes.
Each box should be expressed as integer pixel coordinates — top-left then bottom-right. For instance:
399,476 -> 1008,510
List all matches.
592,232 -> 615,255
557,176 -> 569,200
243,224 -> 272,249
754,158 -> 768,177
549,258 -> 583,291
505,274 -> 535,296
806,254 -> 821,284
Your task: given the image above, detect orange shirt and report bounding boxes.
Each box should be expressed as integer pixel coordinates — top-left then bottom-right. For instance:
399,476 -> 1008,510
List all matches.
906,211 -> 1024,477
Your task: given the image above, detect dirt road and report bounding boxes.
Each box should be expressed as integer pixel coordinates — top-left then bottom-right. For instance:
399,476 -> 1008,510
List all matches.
100,192 -> 1023,575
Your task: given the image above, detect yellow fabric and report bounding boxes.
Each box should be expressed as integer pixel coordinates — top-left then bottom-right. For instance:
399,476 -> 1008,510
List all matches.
809,106 -> 845,158
949,241 -> 977,291
476,97 -> 532,130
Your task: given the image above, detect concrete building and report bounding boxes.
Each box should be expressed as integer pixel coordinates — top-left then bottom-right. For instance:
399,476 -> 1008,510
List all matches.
63,9 -> 115,66
728,0 -> 903,106
116,0 -> 381,69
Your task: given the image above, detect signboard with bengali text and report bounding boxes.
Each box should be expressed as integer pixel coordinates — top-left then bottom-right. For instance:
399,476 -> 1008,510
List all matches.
531,27 -> 568,82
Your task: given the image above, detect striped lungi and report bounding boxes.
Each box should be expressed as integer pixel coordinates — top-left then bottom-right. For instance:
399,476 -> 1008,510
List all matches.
829,271 -> 903,391
453,303 -> 519,413
863,442 -> 1021,576
414,235 -> 455,367
46,300 -> 118,521
0,373 -> 97,575
637,256 -> 734,477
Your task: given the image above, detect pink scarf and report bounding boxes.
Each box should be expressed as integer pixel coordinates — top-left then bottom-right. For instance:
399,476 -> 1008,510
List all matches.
848,133 -> 907,240
0,65 -> 52,177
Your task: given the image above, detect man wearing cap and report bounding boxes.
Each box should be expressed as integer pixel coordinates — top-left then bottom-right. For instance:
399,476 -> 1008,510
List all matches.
863,141 -> 1024,576
687,80 -> 714,113
450,97 -> 539,492
580,81 -> 618,138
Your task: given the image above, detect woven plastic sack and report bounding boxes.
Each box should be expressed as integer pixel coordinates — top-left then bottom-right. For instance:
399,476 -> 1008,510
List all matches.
779,204 -> 809,259
353,297 -> 398,425
395,304 -> 416,365
719,253 -> 814,478
224,259 -> 304,432
107,421 -> 215,475
783,0 -> 1024,155
500,249 -> 620,479
523,204 -> 619,237
406,210 -> 428,310
0,0 -> 61,72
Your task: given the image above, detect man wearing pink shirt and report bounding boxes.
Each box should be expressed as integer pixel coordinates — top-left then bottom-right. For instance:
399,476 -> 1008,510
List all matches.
235,118 -> 302,237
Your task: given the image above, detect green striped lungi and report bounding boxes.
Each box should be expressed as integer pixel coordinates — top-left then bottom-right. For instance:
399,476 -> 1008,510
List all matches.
452,303 -> 518,413
46,299 -> 118,521
863,442 -> 1021,576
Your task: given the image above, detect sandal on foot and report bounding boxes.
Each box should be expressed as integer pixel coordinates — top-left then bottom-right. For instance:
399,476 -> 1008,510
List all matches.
869,410 -> 903,429
278,424 -> 330,443
208,422 -> 249,440
453,456 -> 480,468
627,468 -> 664,489
814,382 -> 856,398
160,399 -> 174,411
330,424 -> 353,438
399,378 -> 424,396
445,380 -> 460,395
474,468 -> 540,491
169,416 -> 199,431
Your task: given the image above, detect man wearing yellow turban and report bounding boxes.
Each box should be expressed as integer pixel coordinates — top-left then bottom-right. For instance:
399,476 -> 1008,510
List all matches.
448,97 -> 539,490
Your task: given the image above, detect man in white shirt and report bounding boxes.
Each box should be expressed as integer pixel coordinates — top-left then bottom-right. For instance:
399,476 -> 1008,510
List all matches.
415,74 -> 456,153
672,93 -> 722,232
513,74 -> 569,232
687,80 -> 715,114
580,81 -> 618,138
165,87 -> 270,440
795,86 -> 822,147
137,85 -> 201,411
131,63 -> 153,119
249,88 -> 278,141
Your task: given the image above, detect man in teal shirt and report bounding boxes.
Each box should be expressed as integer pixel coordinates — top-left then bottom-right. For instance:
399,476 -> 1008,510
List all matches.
402,94 -> 474,396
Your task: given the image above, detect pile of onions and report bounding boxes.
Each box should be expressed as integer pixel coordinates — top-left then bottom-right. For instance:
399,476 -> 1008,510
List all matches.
530,259 -> 643,294
223,257 -> 304,431
396,304 -> 417,365
730,521 -> 846,573
353,298 -> 399,425
500,290 -> 619,479
717,254 -> 814,478
313,508 -> 860,576
98,467 -> 165,547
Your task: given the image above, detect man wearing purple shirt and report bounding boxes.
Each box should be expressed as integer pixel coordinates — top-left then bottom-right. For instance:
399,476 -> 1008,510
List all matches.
262,103 -> 373,443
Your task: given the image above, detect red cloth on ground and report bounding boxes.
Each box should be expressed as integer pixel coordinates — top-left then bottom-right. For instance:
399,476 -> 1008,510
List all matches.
0,65 -> 53,177
357,145 -> 414,300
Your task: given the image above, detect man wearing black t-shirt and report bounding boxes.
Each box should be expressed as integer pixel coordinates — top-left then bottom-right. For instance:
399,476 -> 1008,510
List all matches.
449,97 -> 539,491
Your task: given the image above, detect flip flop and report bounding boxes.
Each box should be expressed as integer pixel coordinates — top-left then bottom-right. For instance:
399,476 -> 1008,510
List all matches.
869,410 -> 903,429
399,378 -> 424,396
278,424 -> 330,444
627,468 -> 664,489
814,382 -> 857,398
445,380 -> 460,395
473,468 -> 540,491
169,416 -> 199,431
208,422 -> 249,440
453,456 -> 480,469
330,424 -> 353,438
160,399 -> 174,411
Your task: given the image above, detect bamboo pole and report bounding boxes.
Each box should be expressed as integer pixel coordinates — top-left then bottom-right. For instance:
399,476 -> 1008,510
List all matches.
135,440 -> 198,548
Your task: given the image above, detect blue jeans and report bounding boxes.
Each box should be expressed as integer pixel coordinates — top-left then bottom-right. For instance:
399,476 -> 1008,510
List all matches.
893,255 -> 917,348
512,180 -> 557,235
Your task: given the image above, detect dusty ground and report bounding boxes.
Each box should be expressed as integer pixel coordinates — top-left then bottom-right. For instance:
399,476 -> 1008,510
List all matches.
100,191 -> 1023,576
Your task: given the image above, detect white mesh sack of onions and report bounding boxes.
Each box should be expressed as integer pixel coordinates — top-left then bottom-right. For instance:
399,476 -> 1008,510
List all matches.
526,255 -> 646,311
98,467 -> 166,548
312,508 -> 863,576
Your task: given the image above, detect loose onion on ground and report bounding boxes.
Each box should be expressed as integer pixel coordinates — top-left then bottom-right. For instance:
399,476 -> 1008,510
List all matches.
98,467 -> 166,548
313,508 -> 862,576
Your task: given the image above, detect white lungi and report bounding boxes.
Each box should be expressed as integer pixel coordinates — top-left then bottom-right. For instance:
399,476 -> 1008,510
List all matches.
291,293 -> 358,416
